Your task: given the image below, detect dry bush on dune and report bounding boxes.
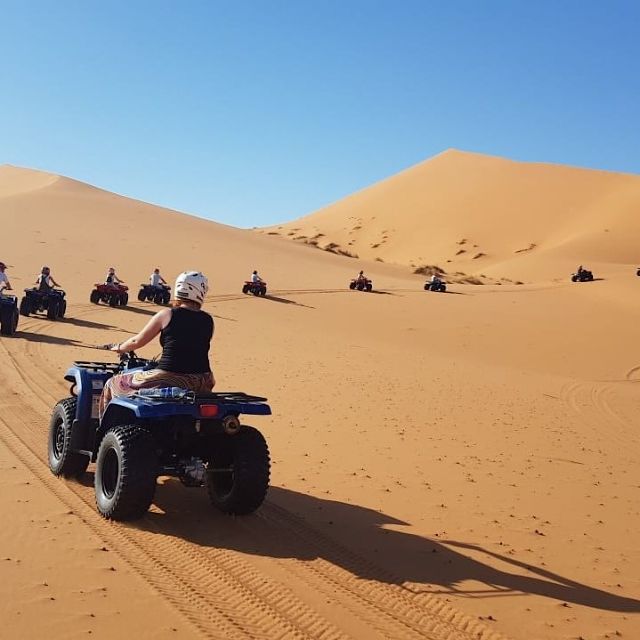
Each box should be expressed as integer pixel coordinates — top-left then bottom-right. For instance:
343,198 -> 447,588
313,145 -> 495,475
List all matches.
413,264 -> 447,276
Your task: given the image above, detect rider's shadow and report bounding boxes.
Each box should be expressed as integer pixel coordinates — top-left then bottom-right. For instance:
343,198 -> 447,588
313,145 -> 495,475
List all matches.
133,480 -> 640,614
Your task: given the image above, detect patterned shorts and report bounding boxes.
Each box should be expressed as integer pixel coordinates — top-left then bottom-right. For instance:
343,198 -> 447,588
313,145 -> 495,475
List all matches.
99,368 -> 214,417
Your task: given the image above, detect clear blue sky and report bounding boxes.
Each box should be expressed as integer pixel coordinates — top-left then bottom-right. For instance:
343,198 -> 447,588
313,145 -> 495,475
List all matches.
1,1 -> 639,227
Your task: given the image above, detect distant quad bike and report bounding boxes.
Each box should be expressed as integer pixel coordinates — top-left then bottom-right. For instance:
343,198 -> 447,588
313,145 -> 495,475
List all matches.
0,293 -> 19,336
571,270 -> 594,283
48,352 -> 272,521
20,288 -> 67,320
349,278 -> 373,292
424,280 -> 447,292
636,267 -> 640,277
242,281 -> 267,296
90,283 -> 129,307
137,284 -> 171,305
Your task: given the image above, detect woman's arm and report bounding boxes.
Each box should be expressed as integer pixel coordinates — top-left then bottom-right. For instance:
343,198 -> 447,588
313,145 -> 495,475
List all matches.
113,308 -> 171,353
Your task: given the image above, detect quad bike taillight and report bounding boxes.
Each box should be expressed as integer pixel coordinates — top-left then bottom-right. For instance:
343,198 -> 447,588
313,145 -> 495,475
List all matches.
199,404 -> 219,418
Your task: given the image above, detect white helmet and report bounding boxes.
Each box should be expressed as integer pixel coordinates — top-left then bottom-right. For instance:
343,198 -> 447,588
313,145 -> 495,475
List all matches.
175,271 -> 208,305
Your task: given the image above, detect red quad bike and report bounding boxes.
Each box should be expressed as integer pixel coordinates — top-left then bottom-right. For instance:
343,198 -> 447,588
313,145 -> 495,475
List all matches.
90,283 -> 129,307
242,281 -> 267,296
349,278 -> 373,292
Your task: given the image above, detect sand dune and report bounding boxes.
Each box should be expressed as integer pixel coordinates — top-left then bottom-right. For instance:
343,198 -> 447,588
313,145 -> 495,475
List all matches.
1,163 -> 639,640
264,150 -> 640,281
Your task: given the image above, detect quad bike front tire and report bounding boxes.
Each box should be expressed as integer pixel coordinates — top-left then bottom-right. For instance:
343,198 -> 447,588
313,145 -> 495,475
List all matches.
58,299 -> 67,318
19,296 -> 31,316
48,398 -> 90,478
120,293 -> 128,306
207,426 -> 270,515
109,294 -> 118,308
94,425 -> 157,520
0,304 -> 19,336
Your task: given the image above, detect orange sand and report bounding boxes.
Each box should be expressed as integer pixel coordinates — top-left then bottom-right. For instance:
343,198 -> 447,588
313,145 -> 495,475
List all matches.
1,159 -> 639,640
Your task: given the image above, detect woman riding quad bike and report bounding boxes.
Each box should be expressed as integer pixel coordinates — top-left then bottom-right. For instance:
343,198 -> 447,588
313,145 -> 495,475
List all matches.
20,266 -> 67,319
571,265 -> 594,282
48,270 -> 272,521
137,268 -> 171,304
91,267 -> 129,306
424,274 -> 447,292
242,270 -> 267,296
99,271 -> 215,415
349,270 -> 373,291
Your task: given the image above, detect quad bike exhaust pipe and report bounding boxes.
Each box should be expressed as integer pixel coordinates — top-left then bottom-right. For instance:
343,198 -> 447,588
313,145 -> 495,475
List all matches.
222,415 -> 241,435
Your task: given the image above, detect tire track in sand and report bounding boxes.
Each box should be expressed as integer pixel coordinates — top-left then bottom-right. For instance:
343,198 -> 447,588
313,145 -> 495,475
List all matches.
0,303 -> 509,640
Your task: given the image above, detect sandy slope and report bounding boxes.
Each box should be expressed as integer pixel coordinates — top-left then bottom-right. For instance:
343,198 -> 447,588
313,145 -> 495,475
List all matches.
1,164 -> 639,640
263,149 -> 640,282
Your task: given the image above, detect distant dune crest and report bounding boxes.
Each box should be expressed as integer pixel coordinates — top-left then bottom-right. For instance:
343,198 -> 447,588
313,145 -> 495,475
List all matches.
0,164 -> 61,198
263,149 -> 640,280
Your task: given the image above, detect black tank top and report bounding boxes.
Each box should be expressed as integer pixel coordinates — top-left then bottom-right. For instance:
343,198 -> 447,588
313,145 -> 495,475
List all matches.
158,307 -> 214,373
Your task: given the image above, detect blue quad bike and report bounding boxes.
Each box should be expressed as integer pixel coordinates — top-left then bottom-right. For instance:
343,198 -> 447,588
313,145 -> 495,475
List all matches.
137,283 -> 171,305
0,293 -> 19,335
48,352 -> 272,521
424,279 -> 447,292
20,287 -> 67,319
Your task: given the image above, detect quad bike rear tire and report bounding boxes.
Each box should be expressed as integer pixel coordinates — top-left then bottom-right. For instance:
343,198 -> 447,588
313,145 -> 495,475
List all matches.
137,289 -> 146,302
19,297 -> 31,316
90,290 -> 100,304
349,282 -> 356,290
242,284 -> 250,294
365,283 -> 372,292
47,298 -> 59,320
109,294 -> 118,307
48,398 -> 90,478
207,426 -> 270,515
94,425 -> 157,520
0,304 -> 18,336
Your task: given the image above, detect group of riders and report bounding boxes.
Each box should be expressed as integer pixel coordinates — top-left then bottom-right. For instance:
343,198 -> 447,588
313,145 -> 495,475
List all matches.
0,263 -> 173,296
103,266 -> 168,292
1,261 -> 606,302
354,269 -> 444,287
